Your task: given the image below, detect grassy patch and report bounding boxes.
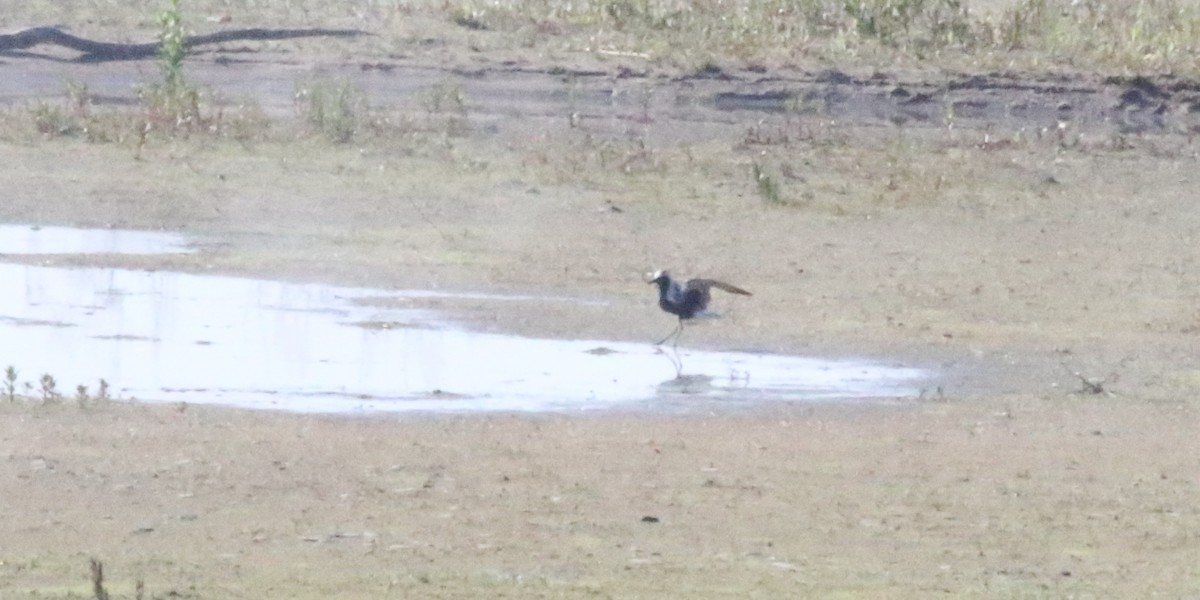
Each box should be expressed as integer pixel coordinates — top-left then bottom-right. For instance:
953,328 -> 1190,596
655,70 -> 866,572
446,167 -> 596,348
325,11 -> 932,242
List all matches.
433,0 -> 1200,73
5,1 -> 1200,73
295,78 -> 367,143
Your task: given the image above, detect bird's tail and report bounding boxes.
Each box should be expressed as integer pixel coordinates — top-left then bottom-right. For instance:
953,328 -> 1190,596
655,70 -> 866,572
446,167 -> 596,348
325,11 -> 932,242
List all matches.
703,280 -> 752,296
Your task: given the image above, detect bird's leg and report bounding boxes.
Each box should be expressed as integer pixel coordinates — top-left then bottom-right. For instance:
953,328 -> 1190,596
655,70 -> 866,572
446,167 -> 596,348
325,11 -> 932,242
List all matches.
656,319 -> 682,346
653,343 -> 684,377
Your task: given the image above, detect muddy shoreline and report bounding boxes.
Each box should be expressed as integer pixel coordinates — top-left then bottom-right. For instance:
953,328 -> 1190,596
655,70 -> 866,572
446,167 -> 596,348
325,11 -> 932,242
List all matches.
4,51 -> 1198,140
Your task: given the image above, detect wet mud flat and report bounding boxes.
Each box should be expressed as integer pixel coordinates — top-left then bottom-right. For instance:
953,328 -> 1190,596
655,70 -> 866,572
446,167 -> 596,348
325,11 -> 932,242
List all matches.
2,55 -> 1198,147
0,225 -> 928,413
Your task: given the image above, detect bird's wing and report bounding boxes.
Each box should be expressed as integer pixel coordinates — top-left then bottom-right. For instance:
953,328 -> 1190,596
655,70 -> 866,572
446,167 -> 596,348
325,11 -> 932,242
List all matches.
689,278 -> 752,296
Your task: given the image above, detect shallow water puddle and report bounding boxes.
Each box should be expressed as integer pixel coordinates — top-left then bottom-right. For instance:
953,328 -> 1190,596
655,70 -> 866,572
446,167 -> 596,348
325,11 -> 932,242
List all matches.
0,263 -> 927,413
0,226 -> 928,414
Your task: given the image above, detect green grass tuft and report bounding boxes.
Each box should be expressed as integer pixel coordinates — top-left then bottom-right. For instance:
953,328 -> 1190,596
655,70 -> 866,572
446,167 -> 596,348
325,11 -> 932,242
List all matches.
753,161 -> 785,205
296,78 -> 367,143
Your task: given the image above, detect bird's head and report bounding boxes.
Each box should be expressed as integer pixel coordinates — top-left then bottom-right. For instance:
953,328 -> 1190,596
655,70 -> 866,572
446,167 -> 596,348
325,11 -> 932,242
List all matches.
645,269 -> 669,285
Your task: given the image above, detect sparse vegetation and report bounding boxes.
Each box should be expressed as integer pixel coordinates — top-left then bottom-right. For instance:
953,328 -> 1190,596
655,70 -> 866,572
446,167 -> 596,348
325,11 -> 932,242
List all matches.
72,379 -> 111,408
3,366 -> 112,406
752,160 -> 784,205
39,373 -> 59,403
75,384 -> 90,407
417,81 -> 471,137
32,99 -> 81,137
26,80 -> 144,143
4,366 -> 16,402
843,0 -> 973,48
90,558 -> 110,600
295,78 -> 367,143
449,4 -> 490,30
141,0 -> 203,131
432,0 -> 1200,74
1,76 -> 486,157
0,1 -> 1196,74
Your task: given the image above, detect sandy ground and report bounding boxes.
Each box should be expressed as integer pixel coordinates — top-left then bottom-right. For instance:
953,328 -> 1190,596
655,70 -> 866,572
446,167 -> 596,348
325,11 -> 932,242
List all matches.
4,14 -> 1200,598
5,398 -> 1200,598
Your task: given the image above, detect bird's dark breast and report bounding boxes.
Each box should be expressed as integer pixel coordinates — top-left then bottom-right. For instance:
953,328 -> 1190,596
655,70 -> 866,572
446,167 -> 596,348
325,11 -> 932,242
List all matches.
659,297 -> 690,318
661,290 -> 704,319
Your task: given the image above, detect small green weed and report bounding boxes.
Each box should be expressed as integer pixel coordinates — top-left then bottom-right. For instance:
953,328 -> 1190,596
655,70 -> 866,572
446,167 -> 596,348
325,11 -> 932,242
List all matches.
91,558 -> 110,600
224,96 -> 273,143
450,5 -> 489,30
74,379 -> 112,408
32,100 -> 79,137
753,161 -> 784,205
4,366 -> 16,402
420,82 -> 467,115
29,80 -> 92,137
158,0 -> 187,95
39,373 -> 60,403
141,0 -> 202,131
296,78 -> 367,143
417,81 -> 470,137
75,384 -> 91,407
